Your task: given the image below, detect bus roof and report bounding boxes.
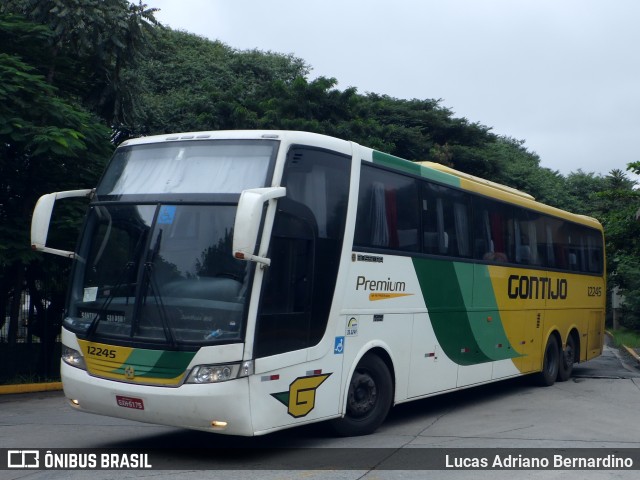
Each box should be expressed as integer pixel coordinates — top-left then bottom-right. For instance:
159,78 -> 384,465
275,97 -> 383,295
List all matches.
119,130 -> 602,231
370,150 -> 602,231
419,162 -> 536,201
118,130 -> 354,155
421,162 -> 602,230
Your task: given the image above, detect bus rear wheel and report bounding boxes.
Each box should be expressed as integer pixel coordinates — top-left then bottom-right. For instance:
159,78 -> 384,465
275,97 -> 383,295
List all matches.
330,354 -> 393,436
536,335 -> 560,386
558,335 -> 576,382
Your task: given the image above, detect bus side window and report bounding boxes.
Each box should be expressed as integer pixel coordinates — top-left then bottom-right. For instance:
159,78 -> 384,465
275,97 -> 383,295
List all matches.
473,209 -> 492,260
514,210 -> 539,266
254,207 -> 314,358
355,165 -> 419,252
587,232 -> 604,273
452,201 -> 471,257
421,183 -> 471,258
473,199 -> 512,263
544,221 -> 556,268
546,218 -> 567,269
255,147 -> 350,358
421,184 -> 446,255
533,215 -> 548,266
566,224 -> 593,272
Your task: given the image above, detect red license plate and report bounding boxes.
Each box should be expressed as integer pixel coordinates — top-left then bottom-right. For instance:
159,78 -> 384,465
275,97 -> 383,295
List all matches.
116,395 -> 144,410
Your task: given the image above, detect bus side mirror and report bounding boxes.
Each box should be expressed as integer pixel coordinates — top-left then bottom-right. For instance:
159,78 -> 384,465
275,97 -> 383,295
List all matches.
31,189 -> 94,258
232,187 -> 286,267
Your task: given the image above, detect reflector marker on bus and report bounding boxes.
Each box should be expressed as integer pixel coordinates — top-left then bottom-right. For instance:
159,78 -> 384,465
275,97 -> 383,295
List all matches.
306,369 -> 322,376
425,352 -> 436,358
461,348 -> 470,353
496,343 -> 503,348
261,374 -> 280,382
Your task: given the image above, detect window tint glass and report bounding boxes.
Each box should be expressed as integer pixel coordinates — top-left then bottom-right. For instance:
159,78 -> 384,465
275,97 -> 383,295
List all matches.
353,164 -> 603,275
355,165 -> 419,251
285,149 -> 349,239
422,183 -> 471,257
514,209 -> 540,266
255,147 -> 350,357
586,231 -> 604,274
472,198 -> 513,263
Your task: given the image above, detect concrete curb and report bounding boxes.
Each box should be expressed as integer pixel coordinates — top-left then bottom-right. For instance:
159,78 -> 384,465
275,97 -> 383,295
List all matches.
0,382 -> 62,395
622,344 -> 640,363
606,329 -> 640,365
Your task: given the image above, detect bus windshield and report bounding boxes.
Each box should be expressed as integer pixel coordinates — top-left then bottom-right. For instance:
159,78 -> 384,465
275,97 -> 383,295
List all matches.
97,140 -> 275,196
65,203 -> 252,347
63,139 -> 279,348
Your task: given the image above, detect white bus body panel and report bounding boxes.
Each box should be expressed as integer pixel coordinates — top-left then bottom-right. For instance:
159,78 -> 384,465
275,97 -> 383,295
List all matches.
61,363 -> 254,435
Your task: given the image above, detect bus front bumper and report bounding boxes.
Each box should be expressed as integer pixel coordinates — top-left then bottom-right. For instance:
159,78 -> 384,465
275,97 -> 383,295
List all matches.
61,362 -> 254,436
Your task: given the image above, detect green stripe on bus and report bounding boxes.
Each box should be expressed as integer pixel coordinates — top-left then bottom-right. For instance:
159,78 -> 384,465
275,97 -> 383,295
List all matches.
412,258 -> 489,365
468,264 -> 520,361
149,351 -> 196,378
372,151 -> 460,187
112,349 -> 195,379
412,258 -> 518,365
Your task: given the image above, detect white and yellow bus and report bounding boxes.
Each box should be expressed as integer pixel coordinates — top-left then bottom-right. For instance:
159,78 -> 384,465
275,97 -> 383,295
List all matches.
31,130 -> 605,436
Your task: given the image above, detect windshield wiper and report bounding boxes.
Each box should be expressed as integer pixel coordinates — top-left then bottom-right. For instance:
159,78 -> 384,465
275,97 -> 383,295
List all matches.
85,224 -> 147,340
133,228 -> 177,347
86,261 -> 135,339
144,262 -> 176,347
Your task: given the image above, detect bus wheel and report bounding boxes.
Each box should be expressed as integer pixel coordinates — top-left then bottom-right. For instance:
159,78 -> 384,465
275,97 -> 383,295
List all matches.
536,335 -> 560,387
558,335 -> 576,382
330,354 -> 393,436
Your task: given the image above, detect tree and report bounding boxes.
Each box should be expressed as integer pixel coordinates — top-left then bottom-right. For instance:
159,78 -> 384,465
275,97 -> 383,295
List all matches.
0,12 -> 115,343
2,0 -> 159,138
0,3 -> 162,346
560,170 -> 608,215
128,28 -> 309,137
591,169 -> 640,329
472,136 -> 566,206
129,28 -> 505,174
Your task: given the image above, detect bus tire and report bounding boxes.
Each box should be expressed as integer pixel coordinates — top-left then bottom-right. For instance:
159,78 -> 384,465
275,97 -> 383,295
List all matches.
536,335 -> 560,387
558,334 -> 576,382
330,354 -> 393,436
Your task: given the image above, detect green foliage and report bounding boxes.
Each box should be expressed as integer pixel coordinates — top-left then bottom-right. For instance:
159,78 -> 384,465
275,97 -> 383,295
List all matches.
608,327 -> 640,349
128,28 -> 503,177
591,169 -> 640,330
2,0 -> 159,129
0,2 -> 156,343
0,22 -> 111,266
127,28 -> 309,138
560,170 -> 607,215
613,256 -> 640,329
476,137 -> 565,206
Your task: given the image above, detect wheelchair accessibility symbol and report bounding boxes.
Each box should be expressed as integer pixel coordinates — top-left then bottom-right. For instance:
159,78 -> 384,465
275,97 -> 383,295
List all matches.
334,336 -> 344,355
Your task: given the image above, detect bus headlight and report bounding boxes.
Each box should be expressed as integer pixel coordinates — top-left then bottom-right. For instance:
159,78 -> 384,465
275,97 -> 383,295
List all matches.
186,360 -> 253,384
62,345 -> 87,370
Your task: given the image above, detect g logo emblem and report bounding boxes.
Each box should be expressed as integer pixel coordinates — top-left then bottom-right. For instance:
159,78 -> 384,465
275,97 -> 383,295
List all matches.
124,366 -> 135,380
271,373 -> 331,418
